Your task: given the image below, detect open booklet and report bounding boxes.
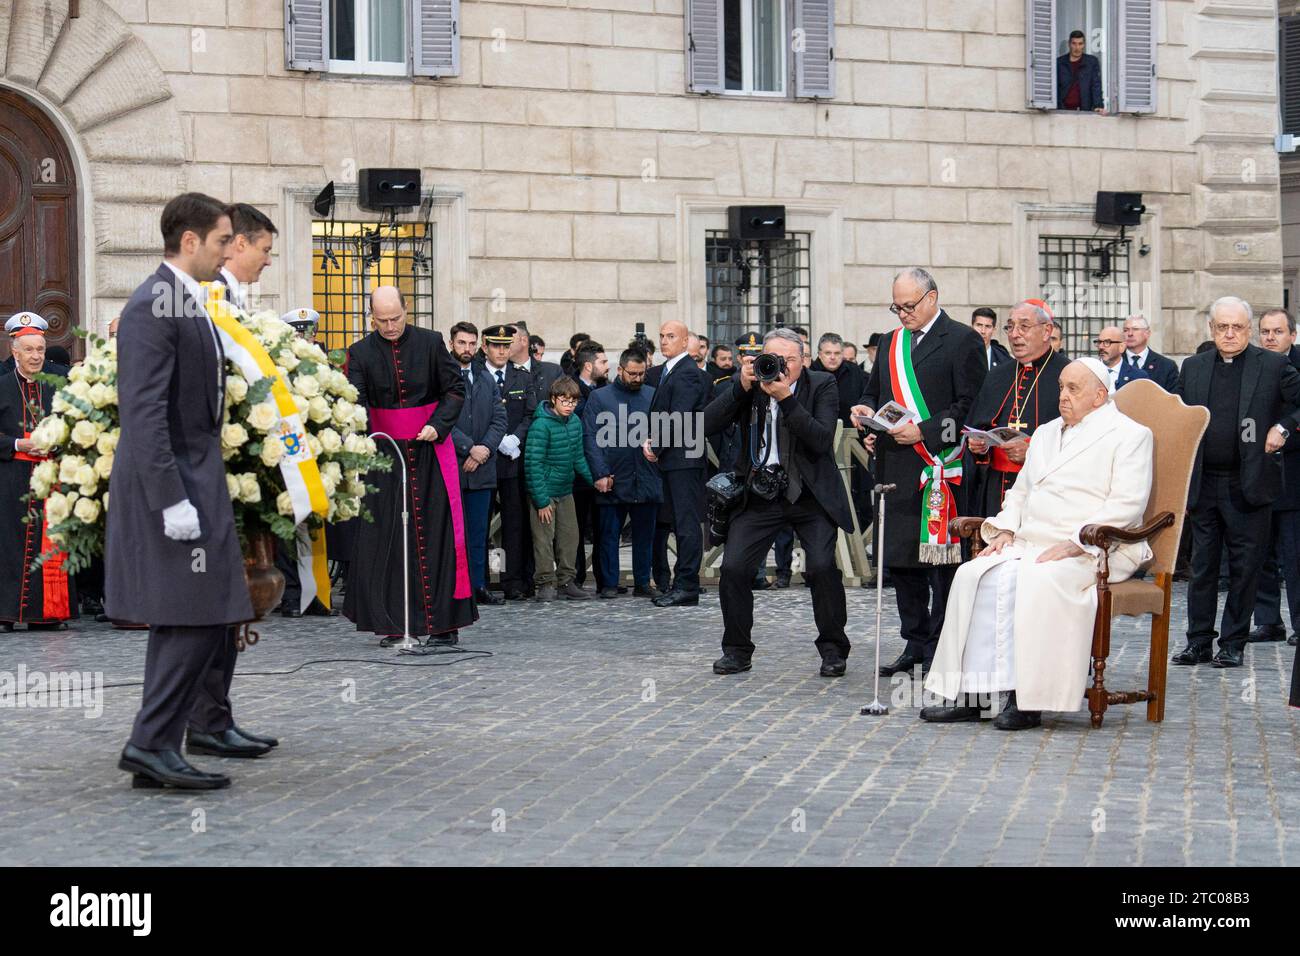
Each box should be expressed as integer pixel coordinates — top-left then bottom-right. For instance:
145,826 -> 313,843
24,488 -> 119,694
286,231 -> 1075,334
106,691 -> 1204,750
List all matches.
853,400 -> 921,432
961,425 -> 1029,446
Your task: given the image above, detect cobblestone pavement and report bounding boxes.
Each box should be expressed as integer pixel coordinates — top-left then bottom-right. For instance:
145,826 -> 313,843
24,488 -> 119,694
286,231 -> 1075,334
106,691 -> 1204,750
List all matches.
1,583 -> 1296,866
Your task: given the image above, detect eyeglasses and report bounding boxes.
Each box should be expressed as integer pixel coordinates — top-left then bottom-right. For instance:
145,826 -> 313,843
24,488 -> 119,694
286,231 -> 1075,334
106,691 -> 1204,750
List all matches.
1003,322 -> 1047,335
889,290 -> 935,316
554,396 -> 579,406
1092,338 -> 1124,346
1212,323 -> 1249,334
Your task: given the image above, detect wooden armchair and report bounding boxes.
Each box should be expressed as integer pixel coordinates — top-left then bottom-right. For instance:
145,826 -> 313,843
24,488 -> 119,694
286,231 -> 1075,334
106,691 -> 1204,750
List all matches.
950,380 -> 1210,728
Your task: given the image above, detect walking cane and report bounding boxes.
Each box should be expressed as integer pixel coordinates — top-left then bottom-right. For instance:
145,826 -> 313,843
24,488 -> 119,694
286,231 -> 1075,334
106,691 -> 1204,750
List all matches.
371,432 -> 418,652
860,482 -> 896,717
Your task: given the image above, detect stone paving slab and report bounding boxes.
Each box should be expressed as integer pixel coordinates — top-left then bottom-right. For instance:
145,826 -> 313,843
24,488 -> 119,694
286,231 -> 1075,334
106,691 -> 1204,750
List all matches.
0,584 -> 1296,866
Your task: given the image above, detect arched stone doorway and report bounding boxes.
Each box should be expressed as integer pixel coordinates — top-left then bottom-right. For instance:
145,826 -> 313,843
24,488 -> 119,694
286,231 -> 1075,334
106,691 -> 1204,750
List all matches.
0,86 -> 79,361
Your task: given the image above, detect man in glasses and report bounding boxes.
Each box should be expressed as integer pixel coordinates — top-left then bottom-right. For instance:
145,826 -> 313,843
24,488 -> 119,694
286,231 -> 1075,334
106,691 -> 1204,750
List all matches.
964,301 -> 1070,519
850,267 -> 987,679
1175,296 -> 1300,669
1094,324 -> 1148,392
1121,314 -> 1179,391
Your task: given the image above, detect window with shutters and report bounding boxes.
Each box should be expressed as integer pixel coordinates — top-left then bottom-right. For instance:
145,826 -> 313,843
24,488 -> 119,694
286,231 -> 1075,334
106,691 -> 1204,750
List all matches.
285,0 -> 459,77
1025,0 -> 1155,115
687,0 -> 834,99
1281,16 -> 1300,139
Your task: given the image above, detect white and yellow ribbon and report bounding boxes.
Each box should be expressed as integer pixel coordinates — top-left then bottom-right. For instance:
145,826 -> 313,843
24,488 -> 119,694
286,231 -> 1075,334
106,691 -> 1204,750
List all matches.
204,284 -> 329,526
295,525 -> 332,612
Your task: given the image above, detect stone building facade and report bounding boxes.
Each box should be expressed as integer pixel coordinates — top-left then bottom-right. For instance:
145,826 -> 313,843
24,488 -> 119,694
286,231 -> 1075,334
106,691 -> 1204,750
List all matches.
0,0 -> 1287,361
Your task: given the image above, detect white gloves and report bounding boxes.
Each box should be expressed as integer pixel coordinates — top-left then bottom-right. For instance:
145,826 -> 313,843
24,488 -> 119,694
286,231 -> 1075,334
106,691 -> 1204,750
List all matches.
497,434 -> 521,460
163,499 -> 202,541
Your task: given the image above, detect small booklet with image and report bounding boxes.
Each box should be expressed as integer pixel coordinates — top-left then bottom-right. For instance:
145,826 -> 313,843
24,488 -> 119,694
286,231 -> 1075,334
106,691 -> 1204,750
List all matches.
855,401 -> 921,432
961,425 -> 1029,446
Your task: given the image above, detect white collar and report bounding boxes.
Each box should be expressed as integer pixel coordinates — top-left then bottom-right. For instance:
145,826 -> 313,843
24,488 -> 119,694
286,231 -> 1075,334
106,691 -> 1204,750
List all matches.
162,260 -> 205,307
1125,347 -> 1149,365
218,266 -> 249,309
517,358 -> 532,372
486,359 -> 507,374
664,352 -> 688,373
915,312 -> 940,338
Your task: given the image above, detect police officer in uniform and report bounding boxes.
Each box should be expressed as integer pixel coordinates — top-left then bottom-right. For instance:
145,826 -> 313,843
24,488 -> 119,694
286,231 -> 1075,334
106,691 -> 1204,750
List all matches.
481,324 -> 540,599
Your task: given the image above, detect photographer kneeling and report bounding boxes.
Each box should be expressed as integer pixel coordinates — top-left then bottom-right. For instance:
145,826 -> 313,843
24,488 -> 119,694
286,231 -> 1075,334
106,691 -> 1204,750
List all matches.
703,328 -> 855,677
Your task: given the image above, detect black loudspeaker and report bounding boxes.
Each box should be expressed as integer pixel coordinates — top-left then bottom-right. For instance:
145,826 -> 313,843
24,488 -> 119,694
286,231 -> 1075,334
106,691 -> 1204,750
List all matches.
358,168 -> 421,210
728,204 -> 786,241
1095,191 -> 1145,227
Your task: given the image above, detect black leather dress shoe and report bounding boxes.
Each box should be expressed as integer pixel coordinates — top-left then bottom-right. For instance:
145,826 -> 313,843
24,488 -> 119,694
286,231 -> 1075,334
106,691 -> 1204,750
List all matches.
430,631 -> 459,646
278,606 -> 303,618
186,728 -> 272,758
712,653 -> 752,675
633,584 -> 660,598
231,723 -> 278,748
774,572 -> 792,589
751,574 -> 770,590
598,587 -> 619,599
919,704 -> 983,723
1211,646 -> 1244,668
303,600 -> 339,616
475,587 -> 505,606
119,745 -> 230,790
1171,644 -> 1212,665
1,622 -> 11,633
879,651 -> 924,677
993,692 -> 1041,731
1289,633 -> 1298,647
1247,624 -> 1286,643
379,634 -> 406,647
503,589 -> 528,601
653,589 -> 699,608
819,654 -> 846,677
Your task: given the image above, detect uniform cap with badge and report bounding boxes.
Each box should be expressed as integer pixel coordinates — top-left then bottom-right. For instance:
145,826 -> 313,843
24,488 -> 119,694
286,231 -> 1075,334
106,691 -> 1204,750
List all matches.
734,331 -> 764,356
281,307 -> 320,338
482,324 -> 517,345
5,311 -> 47,338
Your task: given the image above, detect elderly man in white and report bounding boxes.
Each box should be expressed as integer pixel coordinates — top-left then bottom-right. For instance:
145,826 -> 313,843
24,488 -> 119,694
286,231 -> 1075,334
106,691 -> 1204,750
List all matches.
921,358 -> 1154,729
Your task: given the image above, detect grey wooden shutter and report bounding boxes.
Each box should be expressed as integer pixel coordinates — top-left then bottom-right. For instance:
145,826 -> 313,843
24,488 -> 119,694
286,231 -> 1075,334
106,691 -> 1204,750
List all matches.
412,0 -> 460,77
1282,17 -> 1300,135
793,0 -> 835,99
686,0 -> 725,94
285,0 -> 328,72
1117,0 -> 1157,113
1025,0 -> 1056,109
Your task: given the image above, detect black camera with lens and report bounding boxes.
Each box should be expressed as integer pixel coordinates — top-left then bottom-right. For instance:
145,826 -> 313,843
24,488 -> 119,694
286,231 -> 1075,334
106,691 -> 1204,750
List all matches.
631,321 -> 650,352
753,352 -> 787,383
747,464 -> 789,502
705,470 -> 746,545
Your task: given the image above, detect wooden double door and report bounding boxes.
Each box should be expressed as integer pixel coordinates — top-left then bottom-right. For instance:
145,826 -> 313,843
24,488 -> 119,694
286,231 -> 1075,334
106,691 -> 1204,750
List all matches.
0,88 -> 79,361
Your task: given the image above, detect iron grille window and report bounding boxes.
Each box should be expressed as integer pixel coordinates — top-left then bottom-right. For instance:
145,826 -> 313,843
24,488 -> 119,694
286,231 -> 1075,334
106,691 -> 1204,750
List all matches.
311,219 -> 435,353
705,229 -> 812,347
1037,234 -> 1131,358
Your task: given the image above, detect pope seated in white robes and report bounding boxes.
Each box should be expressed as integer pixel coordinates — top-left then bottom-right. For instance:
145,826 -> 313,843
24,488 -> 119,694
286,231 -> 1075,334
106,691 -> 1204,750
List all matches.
921,358 -> 1154,729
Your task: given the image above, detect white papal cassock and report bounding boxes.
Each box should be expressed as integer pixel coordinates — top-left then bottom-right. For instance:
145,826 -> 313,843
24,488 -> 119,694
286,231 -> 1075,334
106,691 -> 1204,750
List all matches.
925,400 -> 1154,713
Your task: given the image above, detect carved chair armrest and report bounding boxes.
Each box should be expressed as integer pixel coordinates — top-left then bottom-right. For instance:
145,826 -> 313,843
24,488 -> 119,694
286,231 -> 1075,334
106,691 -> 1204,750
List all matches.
949,516 -> 986,545
1078,512 -> 1174,549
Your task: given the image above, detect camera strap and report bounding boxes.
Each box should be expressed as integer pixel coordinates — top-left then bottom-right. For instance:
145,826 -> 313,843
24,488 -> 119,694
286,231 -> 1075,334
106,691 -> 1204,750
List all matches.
749,400 -> 776,470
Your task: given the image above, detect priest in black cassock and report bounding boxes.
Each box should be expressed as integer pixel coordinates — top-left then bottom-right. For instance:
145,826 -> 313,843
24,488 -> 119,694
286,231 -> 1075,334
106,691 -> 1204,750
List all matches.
963,300 -> 1069,518
344,286 -> 474,647
0,312 -> 75,631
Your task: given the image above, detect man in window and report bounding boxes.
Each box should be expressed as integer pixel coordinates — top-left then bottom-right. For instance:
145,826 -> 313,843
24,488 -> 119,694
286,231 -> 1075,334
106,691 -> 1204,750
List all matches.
1057,30 -> 1106,114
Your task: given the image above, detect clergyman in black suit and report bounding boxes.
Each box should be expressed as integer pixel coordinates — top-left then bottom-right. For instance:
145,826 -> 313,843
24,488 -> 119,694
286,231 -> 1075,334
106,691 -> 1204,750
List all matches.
1250,308 -> 1300,646
1121,314 -> 1179,391
1174,296 -> 1300,668
644,320 -> 710,607
853,268 -> 987,677
109,193 -> 267,791
705,329 -> 854,676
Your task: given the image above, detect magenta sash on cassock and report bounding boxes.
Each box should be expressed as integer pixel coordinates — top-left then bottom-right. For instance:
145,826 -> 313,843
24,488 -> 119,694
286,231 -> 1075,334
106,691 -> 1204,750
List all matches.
368,402 -> 471,600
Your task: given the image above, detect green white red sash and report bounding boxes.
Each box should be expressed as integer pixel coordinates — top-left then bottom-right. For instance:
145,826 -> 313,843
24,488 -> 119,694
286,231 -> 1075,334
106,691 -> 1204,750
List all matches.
887,328 -> 964,564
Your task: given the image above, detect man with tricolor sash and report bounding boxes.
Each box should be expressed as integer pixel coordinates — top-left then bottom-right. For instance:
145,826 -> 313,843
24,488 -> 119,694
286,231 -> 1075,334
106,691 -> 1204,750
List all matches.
852,268 -> 987,679
110,193 -> 273,790
0,311 -> 75,632
344,286 -> 474,646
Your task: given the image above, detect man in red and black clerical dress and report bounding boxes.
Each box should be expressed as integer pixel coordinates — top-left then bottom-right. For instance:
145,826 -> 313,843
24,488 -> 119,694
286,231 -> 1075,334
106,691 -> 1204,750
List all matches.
0,311 -> 75,632
964,300 -> 1069,518
344,286 -> 474,647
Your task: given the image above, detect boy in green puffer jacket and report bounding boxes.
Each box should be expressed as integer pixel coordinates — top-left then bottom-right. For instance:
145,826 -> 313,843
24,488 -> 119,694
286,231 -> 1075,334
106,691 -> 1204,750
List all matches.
525,376 -> 596,601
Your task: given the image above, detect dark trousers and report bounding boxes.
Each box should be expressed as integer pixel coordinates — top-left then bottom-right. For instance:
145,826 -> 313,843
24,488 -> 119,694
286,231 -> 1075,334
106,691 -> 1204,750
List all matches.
275,539 -> 299,610
653,468 -> 704,594
1187,472 -> 1272,651
188,628 -> 238,734
891,564 -> 958,663
131,624 -> 233,750
573,486 -> 606,589
599,502 -> 656,587
719,490 -> 849,660
773,526 -> 794,575
462,488 -> 492,591
496,474 -> 534,592
1252,508 -> 1300,633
